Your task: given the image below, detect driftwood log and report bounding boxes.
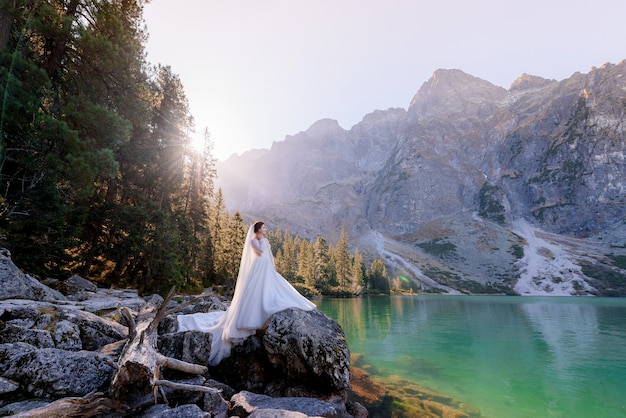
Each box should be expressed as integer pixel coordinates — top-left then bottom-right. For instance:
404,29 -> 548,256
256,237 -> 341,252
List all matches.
12,392 -> 125,418
110,287 -> 217,406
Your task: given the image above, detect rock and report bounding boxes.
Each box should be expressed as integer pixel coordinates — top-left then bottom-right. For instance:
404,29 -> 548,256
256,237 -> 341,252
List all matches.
248,410 -> 313,418
158,376 -> 205,407
0,343 -> 37,375
263,309 -> 351,396
158,330 -> 212,367
202,389 -> 229,417
0,323 -> 55,348
0,253 -> 66,302
209,309 -> 350,400
151,403 -> 211,417
59,308 -> 127,350
345,402 -> 368,418
0,299 -> 127,351
77,288 -> 147,313
0,263 -> 360,417
231,390 -> 349,418
53,274 -> 98,297
52,319 -> 82,350
0,400 -> 50,416
1,347 -> 114,398
211,335 -> 274,394
159,314 -> 179,334
0,376 -> 18,395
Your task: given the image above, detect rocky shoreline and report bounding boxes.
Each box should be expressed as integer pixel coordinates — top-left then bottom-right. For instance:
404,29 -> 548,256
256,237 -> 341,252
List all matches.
0,250 -> 363,417
0,251 -> 478,417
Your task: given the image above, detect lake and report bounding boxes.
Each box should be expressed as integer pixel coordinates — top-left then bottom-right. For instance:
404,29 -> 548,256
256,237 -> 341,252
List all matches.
315,295 -> 626,418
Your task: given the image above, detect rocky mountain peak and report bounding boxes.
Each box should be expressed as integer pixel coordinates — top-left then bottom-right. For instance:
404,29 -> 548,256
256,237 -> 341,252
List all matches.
509,73 -> 556,92
216,61 -> 626,297
408,68 -> 510,118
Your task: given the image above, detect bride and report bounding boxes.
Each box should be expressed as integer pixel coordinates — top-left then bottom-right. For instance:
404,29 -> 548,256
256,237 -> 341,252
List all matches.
177,221 -> 316,365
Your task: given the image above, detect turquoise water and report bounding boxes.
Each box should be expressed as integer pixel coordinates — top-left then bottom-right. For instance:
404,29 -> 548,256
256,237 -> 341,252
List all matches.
315,295 -> 626,418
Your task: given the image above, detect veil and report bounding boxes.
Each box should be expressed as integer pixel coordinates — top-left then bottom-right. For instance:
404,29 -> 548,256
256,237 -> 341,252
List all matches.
224,224 -> 256,328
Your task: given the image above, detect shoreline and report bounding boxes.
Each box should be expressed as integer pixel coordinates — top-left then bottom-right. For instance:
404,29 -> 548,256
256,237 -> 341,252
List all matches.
348,354 -> 482,418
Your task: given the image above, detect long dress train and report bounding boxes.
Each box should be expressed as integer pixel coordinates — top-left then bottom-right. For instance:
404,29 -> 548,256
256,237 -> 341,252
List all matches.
177,225 -> 315,365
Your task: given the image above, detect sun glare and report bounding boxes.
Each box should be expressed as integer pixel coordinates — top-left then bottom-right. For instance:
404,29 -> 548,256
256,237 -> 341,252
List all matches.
189,134 -> 206,152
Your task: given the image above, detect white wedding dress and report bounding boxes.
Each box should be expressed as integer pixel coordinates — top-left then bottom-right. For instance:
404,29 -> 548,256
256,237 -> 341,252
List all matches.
177,224 -> 316,365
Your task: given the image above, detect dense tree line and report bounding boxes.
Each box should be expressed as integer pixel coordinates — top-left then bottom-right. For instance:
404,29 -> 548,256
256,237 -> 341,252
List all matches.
0,0 -> 216,294
0,0 -> 390,296
268,226 -> 391,296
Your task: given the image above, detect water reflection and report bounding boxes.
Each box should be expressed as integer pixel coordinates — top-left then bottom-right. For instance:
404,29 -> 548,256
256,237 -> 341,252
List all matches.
316,295 -> 626,418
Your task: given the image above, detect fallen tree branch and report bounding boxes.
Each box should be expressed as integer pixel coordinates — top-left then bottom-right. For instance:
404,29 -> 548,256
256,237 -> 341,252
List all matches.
154,379 -> 221,394
12,391 -> 125,418
156,353 -> 207,375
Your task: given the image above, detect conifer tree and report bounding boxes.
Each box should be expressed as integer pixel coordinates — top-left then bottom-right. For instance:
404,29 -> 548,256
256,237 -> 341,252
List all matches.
369,258 -> 390,294
335,226 -> 351,291
351,248 -> 365,294
277,228 -> 297,283
297,238 -> 315,287
313,236 -> 331,291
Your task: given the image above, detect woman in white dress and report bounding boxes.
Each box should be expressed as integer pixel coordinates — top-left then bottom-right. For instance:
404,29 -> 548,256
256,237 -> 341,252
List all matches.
177,221 -> 316,365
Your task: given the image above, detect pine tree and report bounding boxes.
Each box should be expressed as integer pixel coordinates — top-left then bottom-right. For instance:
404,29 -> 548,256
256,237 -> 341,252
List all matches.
335,226 -> 351,291
313,236 -> 330,291
369,258 -> 390,294
297,238 -> 315,287
277,228 -> 297,283
351,248 -> 365,294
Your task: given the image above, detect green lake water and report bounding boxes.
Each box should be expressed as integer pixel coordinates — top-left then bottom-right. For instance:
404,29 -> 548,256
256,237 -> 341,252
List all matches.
315,295 -> 626,418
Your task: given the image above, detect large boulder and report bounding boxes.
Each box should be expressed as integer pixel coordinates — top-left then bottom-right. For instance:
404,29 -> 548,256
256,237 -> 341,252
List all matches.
0,251 -> 66,302
263,309 -> 351,395
0,344 -> 114,398
209,308 -> 350,399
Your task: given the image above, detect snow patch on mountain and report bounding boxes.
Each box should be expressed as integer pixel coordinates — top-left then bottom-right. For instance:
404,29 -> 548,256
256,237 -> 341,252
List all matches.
512,219 -> 596,296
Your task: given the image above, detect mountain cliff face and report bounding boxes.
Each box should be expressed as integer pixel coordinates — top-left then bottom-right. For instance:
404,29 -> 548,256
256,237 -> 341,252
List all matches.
216,61 -> 626,296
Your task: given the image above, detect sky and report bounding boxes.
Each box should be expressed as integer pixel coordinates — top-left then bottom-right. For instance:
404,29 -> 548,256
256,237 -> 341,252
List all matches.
143,0 -> 626,161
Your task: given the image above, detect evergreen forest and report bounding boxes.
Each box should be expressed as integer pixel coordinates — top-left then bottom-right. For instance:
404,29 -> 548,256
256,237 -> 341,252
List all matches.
0,0 -> 390,297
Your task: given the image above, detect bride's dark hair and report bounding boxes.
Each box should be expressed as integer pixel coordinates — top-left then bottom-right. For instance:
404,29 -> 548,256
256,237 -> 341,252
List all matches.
253,221 -> 265,233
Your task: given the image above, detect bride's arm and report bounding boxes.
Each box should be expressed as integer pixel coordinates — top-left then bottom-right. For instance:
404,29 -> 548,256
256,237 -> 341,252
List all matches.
251,238 -> 263,256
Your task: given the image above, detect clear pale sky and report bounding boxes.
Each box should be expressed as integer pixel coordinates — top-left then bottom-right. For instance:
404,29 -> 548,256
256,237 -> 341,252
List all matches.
143,0 -> 626,161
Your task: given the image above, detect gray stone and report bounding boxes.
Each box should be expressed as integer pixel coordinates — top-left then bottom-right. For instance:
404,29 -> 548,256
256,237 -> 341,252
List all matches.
52,319 -> 82,350
76,287 -> 147,313
0,324 -> 54,348
0,377 -> 18,394
248,409 -> 316,418
201,390 -> 229,417
0,253 -> 66,302
54,274 -> 98,296
2,348 -> 114,398
231,391 -> 348,418
151,403 -> 211,417
59,307 -> 127,350
0,400 -> 50,416
0,342 -> 37,374
263,309 -> 351,394
158,330 -> 212,366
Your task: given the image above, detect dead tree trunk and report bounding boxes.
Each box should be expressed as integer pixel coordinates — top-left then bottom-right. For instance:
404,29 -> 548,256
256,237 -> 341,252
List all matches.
110,287 -> 214,406
12,392 -> 125,418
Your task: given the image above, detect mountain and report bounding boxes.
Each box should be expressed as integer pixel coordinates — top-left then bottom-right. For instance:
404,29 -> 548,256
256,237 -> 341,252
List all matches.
215,61 -> 626,296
